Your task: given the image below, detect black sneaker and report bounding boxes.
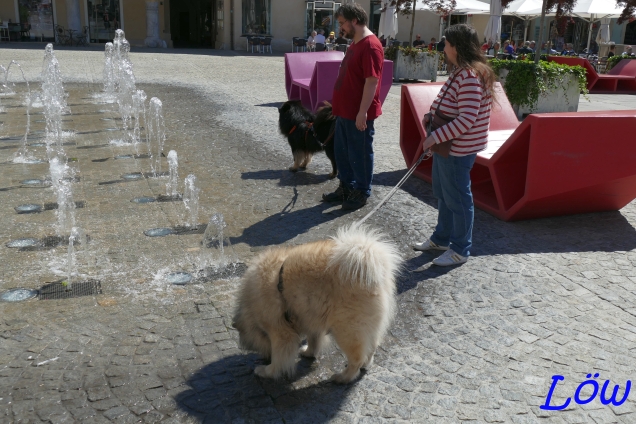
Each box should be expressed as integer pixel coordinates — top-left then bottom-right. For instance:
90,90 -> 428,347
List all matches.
342,189 -> 368,211
322,183 -> 350,203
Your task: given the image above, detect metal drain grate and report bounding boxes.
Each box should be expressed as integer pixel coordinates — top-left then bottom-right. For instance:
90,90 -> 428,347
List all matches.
198,263 -> 248,282
38,279 -> 102,300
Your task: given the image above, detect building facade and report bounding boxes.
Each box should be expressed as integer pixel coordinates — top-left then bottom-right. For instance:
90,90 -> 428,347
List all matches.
0,0 -> 633,52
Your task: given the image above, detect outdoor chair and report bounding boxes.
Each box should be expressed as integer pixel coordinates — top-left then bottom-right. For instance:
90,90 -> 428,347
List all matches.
20,22 -> 30,40
392,40 -> 401,47
597,56 -> 608,74
74,26 -> 89,47
261,37 -> 272,54
315,42 -> 325,52
336,44 -> 347,52
295,38 -> 307,52
248,36 -> 260,53
54,25 -> 70,46
402,41 -> 410,47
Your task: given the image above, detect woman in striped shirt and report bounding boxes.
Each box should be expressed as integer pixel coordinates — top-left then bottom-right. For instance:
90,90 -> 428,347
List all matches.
413,24 -> 496,266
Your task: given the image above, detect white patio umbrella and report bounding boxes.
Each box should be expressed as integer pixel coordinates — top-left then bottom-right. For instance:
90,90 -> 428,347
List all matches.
416,0 -> 490,40
519,0 -> 626,52
596,17 -> 611,44
378,0 -> 398,39
484,0 -> 502,43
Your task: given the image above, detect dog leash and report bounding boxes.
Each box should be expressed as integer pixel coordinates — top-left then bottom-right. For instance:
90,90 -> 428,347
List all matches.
356,147 -> 432,226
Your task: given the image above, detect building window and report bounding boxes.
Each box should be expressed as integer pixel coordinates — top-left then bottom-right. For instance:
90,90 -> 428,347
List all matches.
86,0 -> 123,43
18,0 -> 55,41
242,0 -> 271,35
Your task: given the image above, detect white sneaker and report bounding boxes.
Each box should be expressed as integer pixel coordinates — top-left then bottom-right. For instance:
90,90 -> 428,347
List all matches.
432,250 -> 468,266
412,239 -> 449,252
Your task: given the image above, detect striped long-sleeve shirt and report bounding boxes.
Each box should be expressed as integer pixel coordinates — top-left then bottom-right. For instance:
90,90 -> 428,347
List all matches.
429,68 -> 492,156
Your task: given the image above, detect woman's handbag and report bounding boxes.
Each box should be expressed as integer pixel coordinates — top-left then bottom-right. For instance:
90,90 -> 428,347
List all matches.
427,73 -> 458,158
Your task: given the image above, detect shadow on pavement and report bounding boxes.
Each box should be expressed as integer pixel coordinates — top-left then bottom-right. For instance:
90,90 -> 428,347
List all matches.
174,354 -> 354,423
255,102 -> 285,108
242,169 -> 333,187
374,169 -> 636,255
230,203 -> 341,247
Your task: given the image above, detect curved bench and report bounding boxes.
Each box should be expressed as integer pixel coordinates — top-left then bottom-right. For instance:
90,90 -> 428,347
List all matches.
548,56 -> 636,93
400,83 -> 636,220
285,52 -> 394,112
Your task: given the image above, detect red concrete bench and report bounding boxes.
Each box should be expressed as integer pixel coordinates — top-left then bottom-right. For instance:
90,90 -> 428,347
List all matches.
548,56 -> 636,93
607,58 -> 636,78
285,52 -> 394,112
284,52 -> 344,103
400,82 -> 636,220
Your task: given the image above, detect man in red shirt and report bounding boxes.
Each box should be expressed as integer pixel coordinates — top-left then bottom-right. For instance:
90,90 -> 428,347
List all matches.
322,3 -> 384,210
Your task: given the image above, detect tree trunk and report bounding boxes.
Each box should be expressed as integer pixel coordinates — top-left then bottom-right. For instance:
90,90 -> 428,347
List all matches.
409,0 -> 416,45
535,0 -> 548,64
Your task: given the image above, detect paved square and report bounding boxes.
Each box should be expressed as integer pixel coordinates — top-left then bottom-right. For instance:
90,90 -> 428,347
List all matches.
1,48 -> 636,423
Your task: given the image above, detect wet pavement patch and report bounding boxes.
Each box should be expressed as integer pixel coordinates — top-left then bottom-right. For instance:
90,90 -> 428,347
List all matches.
20,179 -> 50,186
166,272 -> 193,285
6,238 -> 42,248
131,197 -> 156,204
144,228 -> 174,237
38,279 -> 102,300
14,204 -> 43,214
198,263 -> 248,282
172,225 -> 207,235
1,288 -> 39,302
122,173 -> 144,180
156,194 -> 183,202
76,144 -> 110,149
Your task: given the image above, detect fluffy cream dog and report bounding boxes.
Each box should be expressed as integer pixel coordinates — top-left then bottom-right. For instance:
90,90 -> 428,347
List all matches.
232,225 -> 402,383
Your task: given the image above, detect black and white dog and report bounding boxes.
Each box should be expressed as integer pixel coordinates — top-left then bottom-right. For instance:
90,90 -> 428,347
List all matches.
278,100 -> 337,178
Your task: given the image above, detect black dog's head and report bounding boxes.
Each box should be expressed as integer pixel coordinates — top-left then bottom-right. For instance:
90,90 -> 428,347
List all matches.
278,100 -> 314,136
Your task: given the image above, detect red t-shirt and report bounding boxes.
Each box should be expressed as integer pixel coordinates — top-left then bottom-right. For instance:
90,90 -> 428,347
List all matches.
332,34 -> 384,121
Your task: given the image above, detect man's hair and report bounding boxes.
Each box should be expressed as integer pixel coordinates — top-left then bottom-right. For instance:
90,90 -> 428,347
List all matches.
524,41 -> 530,46
416,34 -> 421,38
335,3 -> 368,26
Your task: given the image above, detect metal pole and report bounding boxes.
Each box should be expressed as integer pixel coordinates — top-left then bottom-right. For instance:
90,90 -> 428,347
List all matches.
586,15 -> 594,53
534,0 -> 548,64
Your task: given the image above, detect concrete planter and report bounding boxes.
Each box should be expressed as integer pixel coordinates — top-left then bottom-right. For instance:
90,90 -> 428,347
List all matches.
393,50 -> 438,82
498,69 -> 580,118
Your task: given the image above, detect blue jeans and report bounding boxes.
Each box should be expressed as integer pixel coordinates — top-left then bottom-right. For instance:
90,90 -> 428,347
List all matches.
334,116 -> 375,197
430,153 -> 477,257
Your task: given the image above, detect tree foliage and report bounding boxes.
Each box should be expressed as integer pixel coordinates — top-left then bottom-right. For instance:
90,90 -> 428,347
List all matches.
616,0 -> 636,24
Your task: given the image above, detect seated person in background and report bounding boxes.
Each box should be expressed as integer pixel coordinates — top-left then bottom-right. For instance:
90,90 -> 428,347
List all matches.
335,29 -> 348,45
623,45 -> 635,56
503,40 -> 515,55
529,40 -> 536,52
517,41 -> 533,55
541,42 -> 557,54
436,36 -> 445,52
412,34 -> 425,47
307,30 -> 317,51
428,37 -> 437,50
487,42 -> 500,56
561,43 -> 576,55
607,44 -> 615,57
327,31 -> 336,44
315,29 -> 326,45
481,40 -> 490,52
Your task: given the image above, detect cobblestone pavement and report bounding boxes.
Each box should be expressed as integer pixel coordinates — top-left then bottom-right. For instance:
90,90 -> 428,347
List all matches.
1,48 -> 636,423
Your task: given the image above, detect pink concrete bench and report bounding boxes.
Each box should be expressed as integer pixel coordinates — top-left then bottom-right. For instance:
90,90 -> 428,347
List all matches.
400,82 -> 636,220
284,52 -> 344,101
548,56 -> 636,93
607,58 -> 636,78
285,52 -> 394,112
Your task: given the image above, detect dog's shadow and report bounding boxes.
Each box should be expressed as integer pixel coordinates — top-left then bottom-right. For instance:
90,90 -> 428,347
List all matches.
173,353 -> 356,422
242,169 -> 332,187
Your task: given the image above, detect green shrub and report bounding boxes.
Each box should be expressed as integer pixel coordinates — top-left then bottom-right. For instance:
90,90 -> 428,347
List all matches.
489,59 -> 588,110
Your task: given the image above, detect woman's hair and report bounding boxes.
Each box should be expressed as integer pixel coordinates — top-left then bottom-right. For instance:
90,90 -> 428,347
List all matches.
444,24 -> 496,96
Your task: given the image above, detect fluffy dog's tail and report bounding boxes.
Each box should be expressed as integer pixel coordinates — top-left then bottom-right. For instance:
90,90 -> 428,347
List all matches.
328,225 -> 402,290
